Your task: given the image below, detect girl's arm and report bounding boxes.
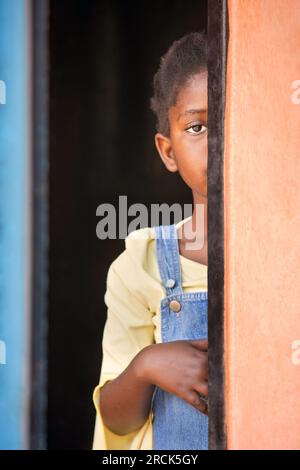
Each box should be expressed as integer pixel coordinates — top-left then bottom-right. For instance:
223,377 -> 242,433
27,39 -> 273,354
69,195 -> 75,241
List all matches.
95,249 -> 157,437
98,339 -> 208,436
97,346 -> 154,435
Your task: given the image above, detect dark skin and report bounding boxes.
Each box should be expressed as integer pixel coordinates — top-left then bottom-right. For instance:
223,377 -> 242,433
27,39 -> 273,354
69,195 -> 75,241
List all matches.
155,69 -> 208,265
99,71 -> 208,436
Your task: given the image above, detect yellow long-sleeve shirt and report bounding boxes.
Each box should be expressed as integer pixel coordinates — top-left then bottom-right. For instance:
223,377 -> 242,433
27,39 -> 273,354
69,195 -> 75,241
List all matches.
92,216 -> 208,450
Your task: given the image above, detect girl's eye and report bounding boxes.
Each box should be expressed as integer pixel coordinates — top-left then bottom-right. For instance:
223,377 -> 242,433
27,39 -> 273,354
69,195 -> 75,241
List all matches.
186,124 -> 207,135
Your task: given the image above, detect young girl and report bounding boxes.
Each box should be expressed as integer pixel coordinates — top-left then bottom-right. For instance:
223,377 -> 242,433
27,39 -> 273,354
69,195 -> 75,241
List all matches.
92,31 -> 208,451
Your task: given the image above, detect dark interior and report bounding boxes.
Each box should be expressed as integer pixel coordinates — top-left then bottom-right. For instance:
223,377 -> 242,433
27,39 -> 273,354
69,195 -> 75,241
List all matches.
49,0 -> 207,449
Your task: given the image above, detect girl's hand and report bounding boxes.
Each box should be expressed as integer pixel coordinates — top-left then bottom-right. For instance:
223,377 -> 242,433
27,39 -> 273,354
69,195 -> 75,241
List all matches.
135,339 -> 208,415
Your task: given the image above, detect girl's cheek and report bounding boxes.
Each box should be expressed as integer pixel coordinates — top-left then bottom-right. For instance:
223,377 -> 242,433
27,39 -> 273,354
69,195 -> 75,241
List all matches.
178,160 -> 206,190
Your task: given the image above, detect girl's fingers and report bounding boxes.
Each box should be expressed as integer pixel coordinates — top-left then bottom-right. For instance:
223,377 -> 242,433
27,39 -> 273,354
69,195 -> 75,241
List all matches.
186,390 -> 208,415
189,338 -> 208,351
198,353 -> 208,381
193,381 -> 208,397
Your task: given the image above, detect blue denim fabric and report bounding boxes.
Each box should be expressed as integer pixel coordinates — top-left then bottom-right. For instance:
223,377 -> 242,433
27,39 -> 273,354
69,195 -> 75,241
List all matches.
151,223 -> 208,450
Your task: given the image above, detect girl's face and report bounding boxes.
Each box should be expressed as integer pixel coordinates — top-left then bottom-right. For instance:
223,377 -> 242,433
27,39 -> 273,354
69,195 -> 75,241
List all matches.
154,70 -> 208,198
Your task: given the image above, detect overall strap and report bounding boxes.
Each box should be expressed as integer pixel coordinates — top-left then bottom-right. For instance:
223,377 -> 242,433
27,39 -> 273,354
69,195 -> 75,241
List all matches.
154,224 -> 183,296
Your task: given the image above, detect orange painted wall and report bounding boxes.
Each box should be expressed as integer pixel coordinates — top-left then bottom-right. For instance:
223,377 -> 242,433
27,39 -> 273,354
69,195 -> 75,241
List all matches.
224,0 -> 300,449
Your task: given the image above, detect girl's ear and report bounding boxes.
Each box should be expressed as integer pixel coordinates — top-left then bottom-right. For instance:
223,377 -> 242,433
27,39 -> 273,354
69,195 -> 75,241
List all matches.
154,133 -> 178,173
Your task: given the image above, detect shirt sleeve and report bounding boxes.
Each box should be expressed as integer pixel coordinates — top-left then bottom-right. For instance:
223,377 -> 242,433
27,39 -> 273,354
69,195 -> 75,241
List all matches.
92,248 -> 155,450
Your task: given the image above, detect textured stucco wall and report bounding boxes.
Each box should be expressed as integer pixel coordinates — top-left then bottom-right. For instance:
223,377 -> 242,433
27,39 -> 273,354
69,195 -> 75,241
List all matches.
224,0 -> 300,449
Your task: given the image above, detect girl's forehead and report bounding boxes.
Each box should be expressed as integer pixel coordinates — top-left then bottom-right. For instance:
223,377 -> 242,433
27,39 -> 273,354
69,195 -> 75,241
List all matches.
177,72 -> 207,104
172,72 -> 208,118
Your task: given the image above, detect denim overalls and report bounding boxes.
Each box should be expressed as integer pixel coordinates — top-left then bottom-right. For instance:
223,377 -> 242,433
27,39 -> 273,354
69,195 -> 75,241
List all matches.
150,223 -> 208,450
